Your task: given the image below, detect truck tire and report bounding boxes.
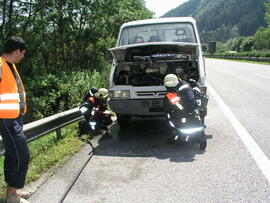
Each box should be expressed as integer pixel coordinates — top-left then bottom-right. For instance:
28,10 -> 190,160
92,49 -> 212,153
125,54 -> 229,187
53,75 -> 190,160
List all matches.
116,114 -> 131,126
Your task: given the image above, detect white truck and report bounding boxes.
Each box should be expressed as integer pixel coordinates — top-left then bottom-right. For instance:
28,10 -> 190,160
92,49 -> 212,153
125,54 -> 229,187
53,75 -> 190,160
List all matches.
108,17 -> 208,125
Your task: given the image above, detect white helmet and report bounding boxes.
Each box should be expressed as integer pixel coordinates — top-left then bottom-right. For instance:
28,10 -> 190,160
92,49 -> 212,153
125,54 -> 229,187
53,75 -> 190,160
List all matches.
95,88 -> 108,99
164,74 -> 180,87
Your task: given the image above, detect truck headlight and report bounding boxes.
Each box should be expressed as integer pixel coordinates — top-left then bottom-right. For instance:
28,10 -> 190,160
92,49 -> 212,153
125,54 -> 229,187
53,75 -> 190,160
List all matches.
109,90 -> 130,98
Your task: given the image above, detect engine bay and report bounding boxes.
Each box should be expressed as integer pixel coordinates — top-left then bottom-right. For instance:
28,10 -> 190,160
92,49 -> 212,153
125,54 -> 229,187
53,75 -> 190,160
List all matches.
113,54 -> 199,86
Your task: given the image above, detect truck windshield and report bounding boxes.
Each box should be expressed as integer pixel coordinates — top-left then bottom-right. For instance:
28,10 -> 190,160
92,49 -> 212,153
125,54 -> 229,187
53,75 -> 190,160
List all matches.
119,23 -> 196,46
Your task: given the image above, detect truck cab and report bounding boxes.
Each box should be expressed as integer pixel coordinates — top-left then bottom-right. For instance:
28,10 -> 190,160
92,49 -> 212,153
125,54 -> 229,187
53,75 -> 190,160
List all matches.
108,17 -> 207,125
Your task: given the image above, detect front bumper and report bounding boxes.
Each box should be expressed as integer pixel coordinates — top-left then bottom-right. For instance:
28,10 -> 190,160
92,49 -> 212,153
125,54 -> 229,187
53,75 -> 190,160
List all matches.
108,99 -> 164,116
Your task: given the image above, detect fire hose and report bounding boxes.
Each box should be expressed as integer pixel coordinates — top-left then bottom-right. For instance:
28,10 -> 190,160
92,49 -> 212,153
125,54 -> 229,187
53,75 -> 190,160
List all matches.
58,137 -> 95,203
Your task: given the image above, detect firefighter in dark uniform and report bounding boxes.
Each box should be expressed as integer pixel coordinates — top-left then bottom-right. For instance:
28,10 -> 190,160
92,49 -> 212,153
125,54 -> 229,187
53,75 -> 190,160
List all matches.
164,74 -> 197,114
80,87 -> 112,135
83,87 -> 110,114
163,74 -> 197,140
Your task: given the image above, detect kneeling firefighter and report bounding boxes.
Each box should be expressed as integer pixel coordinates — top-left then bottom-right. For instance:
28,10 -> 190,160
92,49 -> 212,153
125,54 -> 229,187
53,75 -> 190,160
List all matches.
163,74 -> 207,150
79,87 -> 112,136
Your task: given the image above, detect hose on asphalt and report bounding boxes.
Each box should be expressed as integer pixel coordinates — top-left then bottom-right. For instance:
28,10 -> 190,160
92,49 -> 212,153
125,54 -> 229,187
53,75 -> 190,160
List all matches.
58,137 -> 95,203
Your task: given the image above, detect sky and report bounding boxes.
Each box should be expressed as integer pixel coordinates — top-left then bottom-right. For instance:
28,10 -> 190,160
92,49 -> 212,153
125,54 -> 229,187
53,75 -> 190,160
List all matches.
144,0 -> 189,18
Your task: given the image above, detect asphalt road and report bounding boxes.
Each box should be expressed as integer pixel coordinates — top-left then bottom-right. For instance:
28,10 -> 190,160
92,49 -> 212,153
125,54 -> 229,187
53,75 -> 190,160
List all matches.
28,59 -> 270,203
206,59 -> 270,158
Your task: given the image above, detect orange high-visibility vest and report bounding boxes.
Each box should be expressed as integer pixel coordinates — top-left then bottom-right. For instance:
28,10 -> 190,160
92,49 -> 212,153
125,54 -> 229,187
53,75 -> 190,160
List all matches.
166,92 -> 180,104
0,57 -> 26,118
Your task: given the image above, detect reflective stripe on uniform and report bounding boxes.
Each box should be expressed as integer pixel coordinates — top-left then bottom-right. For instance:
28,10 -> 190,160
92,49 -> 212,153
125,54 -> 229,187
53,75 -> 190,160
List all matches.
0,93 -> 19,101
0,103 -> 20,110
171,96 -> 180,104
193,87 -> 201,93
176,103 -> 183,110
178,84 -> 189,91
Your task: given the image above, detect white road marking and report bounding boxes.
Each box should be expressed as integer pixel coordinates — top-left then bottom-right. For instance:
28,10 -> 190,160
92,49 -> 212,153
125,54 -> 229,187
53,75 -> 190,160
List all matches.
207,82 -> 270,185
254,73 -> 270,80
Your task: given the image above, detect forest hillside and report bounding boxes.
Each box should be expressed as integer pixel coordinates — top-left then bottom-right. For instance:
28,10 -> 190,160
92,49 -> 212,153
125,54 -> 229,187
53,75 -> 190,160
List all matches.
163,0 -> 267,42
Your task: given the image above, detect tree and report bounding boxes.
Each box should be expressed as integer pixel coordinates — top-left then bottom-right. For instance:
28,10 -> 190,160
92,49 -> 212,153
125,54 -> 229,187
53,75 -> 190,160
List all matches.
0,0 -> 153,122
240,37 -> 254,51
265,0 -> 270,25
253,27 -> 270,50
163,0 -> 267,43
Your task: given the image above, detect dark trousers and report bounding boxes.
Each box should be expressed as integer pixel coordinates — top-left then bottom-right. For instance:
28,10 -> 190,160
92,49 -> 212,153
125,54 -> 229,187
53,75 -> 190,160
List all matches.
0,116 -> 30,189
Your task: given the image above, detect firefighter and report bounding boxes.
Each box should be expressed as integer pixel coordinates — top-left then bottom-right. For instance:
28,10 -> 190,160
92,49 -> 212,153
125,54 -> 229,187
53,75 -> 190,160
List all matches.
83,87 -> 109,112
164,74 -> 197,115
163,74 -> 198,141
80,87 -> 112,134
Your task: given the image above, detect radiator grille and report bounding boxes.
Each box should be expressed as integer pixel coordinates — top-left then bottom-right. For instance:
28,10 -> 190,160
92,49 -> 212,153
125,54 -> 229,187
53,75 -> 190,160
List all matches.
136,91 -> 166,97
151,100 -> 162,108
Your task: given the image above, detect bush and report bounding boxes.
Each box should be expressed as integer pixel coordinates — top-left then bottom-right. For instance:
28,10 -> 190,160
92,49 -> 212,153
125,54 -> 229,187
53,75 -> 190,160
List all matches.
216,42 -> 229,53
240,37 -> 254,52
215,36 -> 255,53
253,27 -> 270,50
231,37 -> 245,52
23,65 -> 110,123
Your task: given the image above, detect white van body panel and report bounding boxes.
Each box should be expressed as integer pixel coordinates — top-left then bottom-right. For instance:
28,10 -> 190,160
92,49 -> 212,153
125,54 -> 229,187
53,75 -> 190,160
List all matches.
108,17 -> 206,117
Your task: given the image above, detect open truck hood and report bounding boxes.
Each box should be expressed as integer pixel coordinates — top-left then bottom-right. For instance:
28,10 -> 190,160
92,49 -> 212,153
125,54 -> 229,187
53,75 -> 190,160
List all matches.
109,42 -> 198,62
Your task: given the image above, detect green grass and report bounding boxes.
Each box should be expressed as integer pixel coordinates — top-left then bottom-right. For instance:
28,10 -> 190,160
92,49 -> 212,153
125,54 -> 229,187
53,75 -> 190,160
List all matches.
0,123 -> 86,200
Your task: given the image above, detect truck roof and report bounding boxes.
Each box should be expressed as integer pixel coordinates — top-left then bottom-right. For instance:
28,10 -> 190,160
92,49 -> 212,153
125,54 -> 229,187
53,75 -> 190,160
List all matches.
121,17 -> 197,28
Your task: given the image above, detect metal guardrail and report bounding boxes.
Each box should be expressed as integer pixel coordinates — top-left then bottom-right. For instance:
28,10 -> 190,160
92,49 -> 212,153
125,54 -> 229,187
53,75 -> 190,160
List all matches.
206,55 -> 270,63
0,107 -> 83,156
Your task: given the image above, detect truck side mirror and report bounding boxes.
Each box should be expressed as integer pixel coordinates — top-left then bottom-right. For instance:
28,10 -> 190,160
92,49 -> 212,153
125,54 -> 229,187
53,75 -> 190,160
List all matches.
208,41 -> 216,55
104,49 -> 113,62
201,45 -> 207,52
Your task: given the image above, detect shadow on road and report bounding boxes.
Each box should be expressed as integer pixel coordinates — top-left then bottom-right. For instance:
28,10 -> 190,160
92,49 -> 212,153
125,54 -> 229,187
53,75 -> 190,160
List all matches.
93,119 -> 212,163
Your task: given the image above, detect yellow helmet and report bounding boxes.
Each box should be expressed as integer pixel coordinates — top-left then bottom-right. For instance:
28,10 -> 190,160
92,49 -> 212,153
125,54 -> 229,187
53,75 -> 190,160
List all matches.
164,74 -> 180,87
95,88 -> 108,99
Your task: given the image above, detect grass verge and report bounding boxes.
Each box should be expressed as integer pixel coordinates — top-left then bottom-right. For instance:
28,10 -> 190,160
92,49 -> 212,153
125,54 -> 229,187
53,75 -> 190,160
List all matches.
0,122 -> 85,200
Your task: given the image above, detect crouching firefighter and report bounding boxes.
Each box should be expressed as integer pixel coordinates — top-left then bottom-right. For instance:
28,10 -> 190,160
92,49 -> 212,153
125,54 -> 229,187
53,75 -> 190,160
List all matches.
79,87 -> 112,136
163,74 -> 207,150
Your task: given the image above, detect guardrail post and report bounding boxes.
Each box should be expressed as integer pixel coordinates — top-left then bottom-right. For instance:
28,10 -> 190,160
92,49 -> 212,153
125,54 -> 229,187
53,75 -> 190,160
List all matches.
56,129 -> 62,140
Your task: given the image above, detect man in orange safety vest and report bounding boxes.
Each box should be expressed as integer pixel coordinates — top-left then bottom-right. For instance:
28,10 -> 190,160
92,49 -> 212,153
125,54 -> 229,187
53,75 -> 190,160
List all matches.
0,36 -> 31,203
